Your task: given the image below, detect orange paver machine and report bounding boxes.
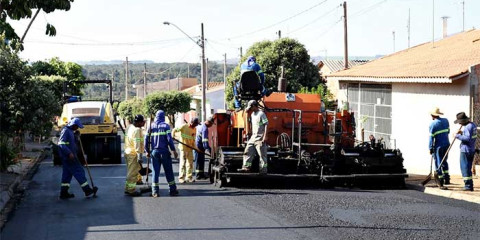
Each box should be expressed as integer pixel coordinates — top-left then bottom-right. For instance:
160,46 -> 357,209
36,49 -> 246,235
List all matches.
208,72 -> 406,188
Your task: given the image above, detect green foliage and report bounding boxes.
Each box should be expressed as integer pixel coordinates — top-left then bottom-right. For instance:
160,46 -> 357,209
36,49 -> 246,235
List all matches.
117,98 -> 145,122
31,57 -> 85,97
225,38 -> 320,108
0,0 -> 74,50
144,91 -> 192,125
298,84 -> 334,109
0,134 -> 18,172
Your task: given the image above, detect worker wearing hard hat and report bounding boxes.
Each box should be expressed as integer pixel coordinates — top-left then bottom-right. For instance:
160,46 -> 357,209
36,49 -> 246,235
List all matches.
173,117 -> 199,183
58,118 -> 98,199
124,114 -> 146,196
145,110 -> 179,197
239,100 -> 268,174
429,107 -> 451,189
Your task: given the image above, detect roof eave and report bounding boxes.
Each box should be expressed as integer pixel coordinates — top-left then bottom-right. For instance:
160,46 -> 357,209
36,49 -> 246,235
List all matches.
327,76 -> 453,84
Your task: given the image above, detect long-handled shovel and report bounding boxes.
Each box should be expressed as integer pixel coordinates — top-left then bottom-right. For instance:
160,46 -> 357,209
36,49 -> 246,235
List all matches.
422,125 -> 463,186
76,132 -> 96,197
172,138 -> 211,157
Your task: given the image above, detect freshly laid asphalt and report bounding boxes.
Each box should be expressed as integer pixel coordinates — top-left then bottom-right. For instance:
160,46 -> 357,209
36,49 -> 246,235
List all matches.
1,155 -> 479,240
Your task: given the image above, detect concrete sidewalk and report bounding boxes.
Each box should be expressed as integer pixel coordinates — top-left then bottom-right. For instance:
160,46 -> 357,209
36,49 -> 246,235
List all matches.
406,174 -> 480,204
0,141 -> 49,230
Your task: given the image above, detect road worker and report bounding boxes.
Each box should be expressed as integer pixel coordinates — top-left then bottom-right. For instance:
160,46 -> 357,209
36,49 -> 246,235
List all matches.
194,117 -> 214,180
173,117 -> 199,183
233,56 -> 266,110
124,114 -> 145,196
145,110 -> 179,197
58,118 -> 98,199
454,112 -> 477,191
429,107 -> 450,189
239,100 -> 268,174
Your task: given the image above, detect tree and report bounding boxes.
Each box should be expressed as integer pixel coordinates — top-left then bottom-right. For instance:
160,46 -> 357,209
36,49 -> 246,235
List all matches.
143,91 -> 192,126
225,38 -> 320,108
118,98 -> 145,123
299,84 -> 334,109
0,0 -> 74,50
31,57 -> 85,97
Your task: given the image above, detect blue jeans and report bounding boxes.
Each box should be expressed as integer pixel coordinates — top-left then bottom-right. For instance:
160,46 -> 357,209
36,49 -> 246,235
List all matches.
460,152 -> 474,190
151,150 -> 177,193
194,147 -> 206,178
434,146 -> 450,181
61,155 -> 88,189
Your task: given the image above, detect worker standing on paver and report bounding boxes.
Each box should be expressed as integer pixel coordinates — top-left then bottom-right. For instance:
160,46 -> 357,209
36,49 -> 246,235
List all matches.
173,118 -> 199,183
58,118 -> 98,199
194,117 -> 214,180
145,110 -> 179,197
239,100 -> 269,174
429,107 -> 451,188
454,112 -> 477,191
124,115 -> 145,196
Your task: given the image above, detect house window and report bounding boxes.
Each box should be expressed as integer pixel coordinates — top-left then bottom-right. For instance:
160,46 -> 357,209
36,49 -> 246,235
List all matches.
347,83 -> 392,147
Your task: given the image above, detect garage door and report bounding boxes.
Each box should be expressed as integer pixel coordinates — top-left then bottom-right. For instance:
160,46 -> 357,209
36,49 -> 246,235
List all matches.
347,83 -> 393,148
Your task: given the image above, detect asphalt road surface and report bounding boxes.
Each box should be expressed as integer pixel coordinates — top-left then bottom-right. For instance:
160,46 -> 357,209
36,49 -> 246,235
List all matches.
1,155 -> 479,240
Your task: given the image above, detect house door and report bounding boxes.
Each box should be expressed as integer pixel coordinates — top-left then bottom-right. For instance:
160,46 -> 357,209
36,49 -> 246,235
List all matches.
347,83 -> 393,147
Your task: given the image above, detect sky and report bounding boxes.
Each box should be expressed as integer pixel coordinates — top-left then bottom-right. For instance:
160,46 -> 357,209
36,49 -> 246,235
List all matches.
8,0 -> 480,64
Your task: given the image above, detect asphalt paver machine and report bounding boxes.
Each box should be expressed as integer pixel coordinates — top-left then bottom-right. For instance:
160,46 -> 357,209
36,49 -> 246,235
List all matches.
208,71 -> 407,188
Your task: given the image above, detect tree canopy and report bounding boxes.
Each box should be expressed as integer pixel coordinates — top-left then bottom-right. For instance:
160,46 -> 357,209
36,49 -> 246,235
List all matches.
117,98 -> 145,123
225,38 -> 320,108
1,0 -> 75,50
143,91 -> 192,125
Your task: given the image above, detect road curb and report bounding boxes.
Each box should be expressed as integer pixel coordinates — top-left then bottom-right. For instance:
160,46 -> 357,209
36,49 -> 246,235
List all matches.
405,183 -> 480,204
0,148 -> 48,231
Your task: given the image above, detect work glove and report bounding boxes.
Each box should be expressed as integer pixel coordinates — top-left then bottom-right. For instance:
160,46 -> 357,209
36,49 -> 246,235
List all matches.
137,153 -> 143,164
429,148 -> 434,155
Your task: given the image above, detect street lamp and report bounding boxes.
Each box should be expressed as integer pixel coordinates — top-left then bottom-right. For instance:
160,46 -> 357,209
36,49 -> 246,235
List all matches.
164,21 -> 207,122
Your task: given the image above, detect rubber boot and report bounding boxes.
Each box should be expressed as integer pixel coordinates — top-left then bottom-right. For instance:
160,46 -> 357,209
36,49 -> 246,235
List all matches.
436,179 -> 448,190
83,185 -> 98,197
152,186 -> 160,198
59,186 -> 75,199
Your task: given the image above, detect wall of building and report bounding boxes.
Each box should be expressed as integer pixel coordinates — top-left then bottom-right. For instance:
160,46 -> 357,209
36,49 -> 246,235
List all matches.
391,77 -> 470,175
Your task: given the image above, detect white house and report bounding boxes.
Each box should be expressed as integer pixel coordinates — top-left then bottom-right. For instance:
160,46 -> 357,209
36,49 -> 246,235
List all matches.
327,30 -> 480,175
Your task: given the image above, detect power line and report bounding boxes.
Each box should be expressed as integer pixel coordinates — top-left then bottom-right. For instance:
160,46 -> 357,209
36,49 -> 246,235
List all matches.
288,5 -> 340,35
350,0 -> 388,19
25,37 -> 192,46
226,0 -> 331,40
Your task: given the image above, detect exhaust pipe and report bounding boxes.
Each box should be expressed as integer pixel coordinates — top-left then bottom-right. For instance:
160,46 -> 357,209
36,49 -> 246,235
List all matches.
277,66 -> 287,92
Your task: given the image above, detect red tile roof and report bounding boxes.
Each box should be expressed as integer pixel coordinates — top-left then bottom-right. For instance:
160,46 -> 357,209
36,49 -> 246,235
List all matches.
328,30 -> 480,80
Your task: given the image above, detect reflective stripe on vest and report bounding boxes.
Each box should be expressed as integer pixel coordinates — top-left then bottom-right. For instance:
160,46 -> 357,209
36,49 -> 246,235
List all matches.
472,135 -> 477,139
58,141 -> 70,145
181,133 -> 194,140
431,128 -> 449,137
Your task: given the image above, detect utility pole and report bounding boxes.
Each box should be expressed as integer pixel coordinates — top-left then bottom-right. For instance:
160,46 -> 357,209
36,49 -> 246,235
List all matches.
461,0 -> 465,31
392,31 -> 396,52
223,53 -> 227,110
206,58 -> 209,91
407,8 -> 411,48
143,63 -> 147,98
125,57 -> 129,101
343,1 -> 349,69
201,23 -> 207,121
239,47 -> 243,59
187,64 -> 190,78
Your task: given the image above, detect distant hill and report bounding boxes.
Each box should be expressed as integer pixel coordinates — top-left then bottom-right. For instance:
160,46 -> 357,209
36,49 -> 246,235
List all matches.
76,60 -> 155,65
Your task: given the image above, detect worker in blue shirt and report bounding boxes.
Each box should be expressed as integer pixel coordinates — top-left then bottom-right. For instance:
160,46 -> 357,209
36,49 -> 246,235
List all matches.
428,107 -> 451,188
194,117 -> 214,180
58,118 -> 98,199
233,56 -> 266,109
454,112 -> 477,191
145,110 -> 179,197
